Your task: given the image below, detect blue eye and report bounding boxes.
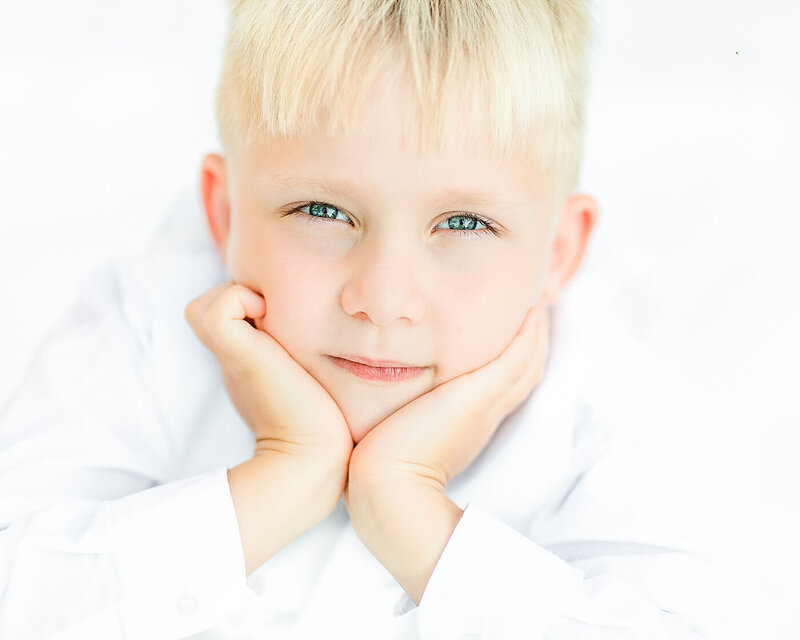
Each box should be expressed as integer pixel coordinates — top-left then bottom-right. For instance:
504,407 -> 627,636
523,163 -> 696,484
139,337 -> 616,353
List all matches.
434,215 -> 497,237
298,202 -> 353,225
287,201 -> 500,237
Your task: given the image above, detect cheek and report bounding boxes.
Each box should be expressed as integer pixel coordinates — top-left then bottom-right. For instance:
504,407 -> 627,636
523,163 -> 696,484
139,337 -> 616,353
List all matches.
231,230 -> 332,353
432,265 -> 538,383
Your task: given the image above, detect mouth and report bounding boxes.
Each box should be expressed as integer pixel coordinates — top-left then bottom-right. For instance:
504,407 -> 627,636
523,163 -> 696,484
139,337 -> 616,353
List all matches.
327,355 -> 428,383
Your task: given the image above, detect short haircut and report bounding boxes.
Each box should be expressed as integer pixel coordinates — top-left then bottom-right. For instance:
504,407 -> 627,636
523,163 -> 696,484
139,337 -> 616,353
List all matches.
215,0 -> 594,208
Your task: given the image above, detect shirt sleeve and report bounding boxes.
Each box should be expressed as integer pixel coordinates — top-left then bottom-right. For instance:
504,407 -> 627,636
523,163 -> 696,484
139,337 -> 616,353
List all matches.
0,263 -> 260,639
391,422 -> 781,640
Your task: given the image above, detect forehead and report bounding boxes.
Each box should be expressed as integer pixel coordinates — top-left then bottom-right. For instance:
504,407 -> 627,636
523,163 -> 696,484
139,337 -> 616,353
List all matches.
236,67 -> 552,210
239,138 -> 549,220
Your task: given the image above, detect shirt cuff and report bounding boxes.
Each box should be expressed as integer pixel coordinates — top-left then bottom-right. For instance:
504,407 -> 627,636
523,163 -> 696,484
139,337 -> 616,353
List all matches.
82,468 -> 261,639
407,502 -> 583,640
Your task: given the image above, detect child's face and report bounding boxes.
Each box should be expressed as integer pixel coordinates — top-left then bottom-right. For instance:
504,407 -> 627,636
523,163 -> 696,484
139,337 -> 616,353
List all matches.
207,74 -> 575,443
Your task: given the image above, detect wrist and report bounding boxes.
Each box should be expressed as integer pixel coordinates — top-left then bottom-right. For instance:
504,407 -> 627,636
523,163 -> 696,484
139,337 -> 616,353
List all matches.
230,451 -> 347,574
253,429 -> 352,465
253,447 -> 348,513
347,479 -> 463,605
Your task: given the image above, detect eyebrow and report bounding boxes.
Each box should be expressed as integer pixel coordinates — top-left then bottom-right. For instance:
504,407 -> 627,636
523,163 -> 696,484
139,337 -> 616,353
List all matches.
268,174 -> 527,209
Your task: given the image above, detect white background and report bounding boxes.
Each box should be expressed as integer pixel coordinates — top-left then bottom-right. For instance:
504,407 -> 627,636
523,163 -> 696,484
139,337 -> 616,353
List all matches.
1,0 -> 798,631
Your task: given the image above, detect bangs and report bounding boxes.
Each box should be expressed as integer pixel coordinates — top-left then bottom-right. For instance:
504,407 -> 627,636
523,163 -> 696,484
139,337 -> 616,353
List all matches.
216,0 -> 593,195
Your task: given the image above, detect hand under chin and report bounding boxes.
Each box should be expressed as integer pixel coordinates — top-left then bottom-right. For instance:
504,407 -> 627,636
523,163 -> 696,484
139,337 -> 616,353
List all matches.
338,388 -> 426,445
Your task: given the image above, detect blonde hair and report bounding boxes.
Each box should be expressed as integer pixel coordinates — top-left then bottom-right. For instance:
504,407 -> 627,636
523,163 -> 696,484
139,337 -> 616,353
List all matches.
215,0 -> 594,205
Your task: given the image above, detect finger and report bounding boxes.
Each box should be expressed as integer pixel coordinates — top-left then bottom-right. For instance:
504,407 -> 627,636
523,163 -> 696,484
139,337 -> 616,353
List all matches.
184,282 -> 235,350
444,307 -> 547,444
490,309 -> 550,420
185,282 -> 231,325
446,308 -> 549,477
411,307 -> 544,438
203,284 -> 267,358
456,306 -> 544,405
185,283 -> 267,358
354,307 -> 549,484
500,306 -> 548,381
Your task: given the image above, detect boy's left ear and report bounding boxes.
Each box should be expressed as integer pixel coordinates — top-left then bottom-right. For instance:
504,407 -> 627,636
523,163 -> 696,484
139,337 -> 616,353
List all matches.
538,194 -> 599,306
200,153 -> 232,262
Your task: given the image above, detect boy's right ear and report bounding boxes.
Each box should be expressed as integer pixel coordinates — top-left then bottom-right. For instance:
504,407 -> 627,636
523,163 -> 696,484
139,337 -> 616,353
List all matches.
200,153 -> 231,262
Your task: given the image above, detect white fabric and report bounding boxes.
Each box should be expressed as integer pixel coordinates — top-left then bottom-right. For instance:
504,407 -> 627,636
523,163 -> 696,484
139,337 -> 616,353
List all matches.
0,202 -> 777,639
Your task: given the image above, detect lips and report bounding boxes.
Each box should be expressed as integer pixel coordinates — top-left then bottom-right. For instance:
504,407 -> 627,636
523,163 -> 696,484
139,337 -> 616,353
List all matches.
328,355 -> 428,383
334,354 -> 423,368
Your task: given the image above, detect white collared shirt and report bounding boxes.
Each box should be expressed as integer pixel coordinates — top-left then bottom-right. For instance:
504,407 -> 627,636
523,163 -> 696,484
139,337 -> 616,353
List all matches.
0,202 -> 782,639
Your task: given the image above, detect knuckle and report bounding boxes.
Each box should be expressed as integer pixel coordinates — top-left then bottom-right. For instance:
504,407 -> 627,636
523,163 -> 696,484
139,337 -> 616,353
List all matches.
514,353 -> 530,382
511,337 -> 537,380
227,283 -> 250,302
184,301 -> 195,324
200,308 -> 221,337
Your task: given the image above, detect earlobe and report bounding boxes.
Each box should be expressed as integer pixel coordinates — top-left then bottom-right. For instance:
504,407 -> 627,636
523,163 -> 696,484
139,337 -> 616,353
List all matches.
538,194 -> 599,306
200,153 -> 232,261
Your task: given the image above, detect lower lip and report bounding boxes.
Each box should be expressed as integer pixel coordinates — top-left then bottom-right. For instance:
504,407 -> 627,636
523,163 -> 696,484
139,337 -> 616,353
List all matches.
328,356 -> 427,382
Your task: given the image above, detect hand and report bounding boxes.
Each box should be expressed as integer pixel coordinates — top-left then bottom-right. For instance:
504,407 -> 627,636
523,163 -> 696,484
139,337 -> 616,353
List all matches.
185,282 -> 353,465
347,306 -> 550,494
344,306 -> 550,603
185,282 -> 354,573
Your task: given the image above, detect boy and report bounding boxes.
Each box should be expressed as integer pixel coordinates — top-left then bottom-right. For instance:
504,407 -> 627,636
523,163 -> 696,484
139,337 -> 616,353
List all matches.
0,1 -> 769,638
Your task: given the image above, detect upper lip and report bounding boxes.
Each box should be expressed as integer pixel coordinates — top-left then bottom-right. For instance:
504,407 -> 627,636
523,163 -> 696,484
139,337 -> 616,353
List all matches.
333,354 -> 426,368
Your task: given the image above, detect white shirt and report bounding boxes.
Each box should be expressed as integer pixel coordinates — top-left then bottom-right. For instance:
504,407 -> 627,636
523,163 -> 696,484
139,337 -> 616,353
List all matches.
0,201 -> 778,639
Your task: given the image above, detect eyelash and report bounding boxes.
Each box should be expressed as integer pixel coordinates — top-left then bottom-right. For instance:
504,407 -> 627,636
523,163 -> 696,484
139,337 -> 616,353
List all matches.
285,201 -> 501,238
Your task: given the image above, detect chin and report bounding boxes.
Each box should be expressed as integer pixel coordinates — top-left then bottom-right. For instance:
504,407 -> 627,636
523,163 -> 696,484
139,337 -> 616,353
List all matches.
336,388 -> 418,445
343,407 -> 386,445
350,425 -> 371,445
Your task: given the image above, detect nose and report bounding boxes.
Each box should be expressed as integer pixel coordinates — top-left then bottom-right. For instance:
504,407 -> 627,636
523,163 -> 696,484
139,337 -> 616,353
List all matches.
340,233 -> 426,327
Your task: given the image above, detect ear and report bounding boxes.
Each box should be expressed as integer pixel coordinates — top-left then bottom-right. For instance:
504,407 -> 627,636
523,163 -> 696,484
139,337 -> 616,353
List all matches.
200,153 -> 232,262
538,194 -> 599,306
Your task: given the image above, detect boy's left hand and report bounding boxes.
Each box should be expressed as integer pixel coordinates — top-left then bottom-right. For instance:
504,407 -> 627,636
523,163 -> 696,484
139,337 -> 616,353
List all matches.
344,306 -> 550,605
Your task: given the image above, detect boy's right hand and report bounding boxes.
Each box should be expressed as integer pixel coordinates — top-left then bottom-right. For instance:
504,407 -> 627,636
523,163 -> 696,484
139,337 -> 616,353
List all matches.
185,282 -> 353,573
185,282 -> 353,464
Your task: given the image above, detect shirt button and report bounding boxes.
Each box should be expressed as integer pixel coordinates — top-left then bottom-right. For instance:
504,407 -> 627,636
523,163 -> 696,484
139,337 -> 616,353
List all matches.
176,594 -> 199,615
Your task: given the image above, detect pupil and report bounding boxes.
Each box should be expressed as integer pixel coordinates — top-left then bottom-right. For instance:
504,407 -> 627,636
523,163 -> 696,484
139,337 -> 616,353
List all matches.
449,216 -> 476,230
310,203 -> 335,218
